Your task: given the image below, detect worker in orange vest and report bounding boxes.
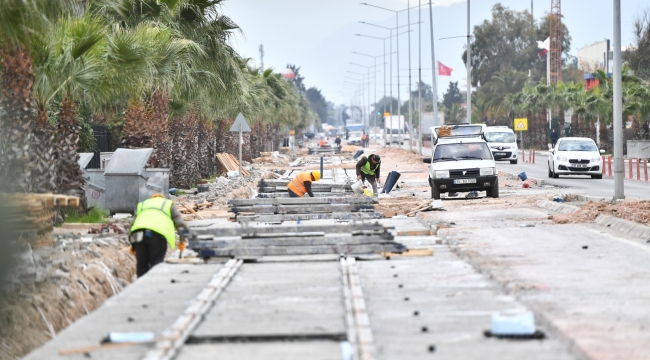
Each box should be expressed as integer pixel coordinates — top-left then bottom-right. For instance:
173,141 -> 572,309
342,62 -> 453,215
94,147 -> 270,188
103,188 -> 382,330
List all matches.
319,138 -> 326,147
287,171 -> 321,197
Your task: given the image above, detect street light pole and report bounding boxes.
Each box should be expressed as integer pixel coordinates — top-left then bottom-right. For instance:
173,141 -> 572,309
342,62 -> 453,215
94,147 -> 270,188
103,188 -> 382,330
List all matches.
612,0 -> 624,200
428,0 -> 440,138
407,0 -> 413,151
466,0 -> 472,124
418,0 -> 423,155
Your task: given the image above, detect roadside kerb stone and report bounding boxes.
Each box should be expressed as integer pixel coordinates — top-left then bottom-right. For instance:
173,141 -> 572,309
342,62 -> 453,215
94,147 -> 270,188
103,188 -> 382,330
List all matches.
594,214 -> 650,239
537,200 -> 580,214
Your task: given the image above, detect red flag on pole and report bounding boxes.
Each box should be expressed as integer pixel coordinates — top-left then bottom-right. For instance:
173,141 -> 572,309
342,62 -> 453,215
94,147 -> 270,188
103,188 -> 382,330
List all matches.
438,61 -> 453,76
538,48 -> 548,57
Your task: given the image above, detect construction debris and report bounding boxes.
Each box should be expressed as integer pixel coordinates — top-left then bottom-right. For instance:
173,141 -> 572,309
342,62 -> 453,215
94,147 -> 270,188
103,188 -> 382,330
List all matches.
215,153 -> 250,176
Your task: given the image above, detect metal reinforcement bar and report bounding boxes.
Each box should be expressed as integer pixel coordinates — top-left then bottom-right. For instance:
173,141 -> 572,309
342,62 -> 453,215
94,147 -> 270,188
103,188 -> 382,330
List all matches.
341,257 -> 376,360
142,259 -> 243,360
235,211 -> 384,223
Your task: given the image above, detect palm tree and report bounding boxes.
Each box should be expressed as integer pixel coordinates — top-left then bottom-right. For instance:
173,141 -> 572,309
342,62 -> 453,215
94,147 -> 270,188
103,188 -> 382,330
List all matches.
0,0 -> 77,193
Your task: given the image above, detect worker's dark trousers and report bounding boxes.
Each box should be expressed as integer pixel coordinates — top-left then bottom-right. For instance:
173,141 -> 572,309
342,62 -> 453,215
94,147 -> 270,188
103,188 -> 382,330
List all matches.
133,230 -> 168,277
288,190 -> 301,198
360,173 -> 378,194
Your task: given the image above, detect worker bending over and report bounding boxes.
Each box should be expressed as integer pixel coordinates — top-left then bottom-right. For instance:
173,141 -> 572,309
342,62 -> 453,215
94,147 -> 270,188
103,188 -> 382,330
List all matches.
356,154 -> 381,195
287,171 -> 321,198
129,193 -> 186,277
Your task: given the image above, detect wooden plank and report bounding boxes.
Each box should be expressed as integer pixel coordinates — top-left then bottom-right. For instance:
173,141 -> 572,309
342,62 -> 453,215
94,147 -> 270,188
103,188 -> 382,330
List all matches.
381,248 -> 434,257
395,229 -> 435,236
180,199 -> 204,220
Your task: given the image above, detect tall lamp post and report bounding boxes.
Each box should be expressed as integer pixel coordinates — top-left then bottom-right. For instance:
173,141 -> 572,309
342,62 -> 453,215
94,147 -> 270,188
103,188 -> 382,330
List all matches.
353,52 -> 385,143
346,71 -> 367,126
361,3 -> 427,149
349,62 -> 374,130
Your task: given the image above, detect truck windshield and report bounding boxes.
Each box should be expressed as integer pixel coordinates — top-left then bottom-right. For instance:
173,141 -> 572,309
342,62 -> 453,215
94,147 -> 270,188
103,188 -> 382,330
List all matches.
484,132 -> 515,143
433,143 -> 492,161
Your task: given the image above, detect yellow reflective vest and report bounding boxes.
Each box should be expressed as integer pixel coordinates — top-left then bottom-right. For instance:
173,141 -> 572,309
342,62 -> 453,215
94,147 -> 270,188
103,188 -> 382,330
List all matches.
130,197 -> 176,249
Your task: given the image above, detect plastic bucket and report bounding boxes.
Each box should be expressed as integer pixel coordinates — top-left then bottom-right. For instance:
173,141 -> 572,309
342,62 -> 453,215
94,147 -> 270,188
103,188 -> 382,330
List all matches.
351,180 -> 365,194
518,172 -> 528,181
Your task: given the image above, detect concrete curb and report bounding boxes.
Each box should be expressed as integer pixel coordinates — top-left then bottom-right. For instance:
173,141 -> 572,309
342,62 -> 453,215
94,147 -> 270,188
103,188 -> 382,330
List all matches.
537,200 -> 580,214
595,214 -> 650,239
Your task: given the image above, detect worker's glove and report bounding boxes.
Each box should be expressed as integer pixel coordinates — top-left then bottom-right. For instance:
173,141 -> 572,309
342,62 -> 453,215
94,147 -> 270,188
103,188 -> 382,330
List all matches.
178,242 -> 186,251
129,246 -> 136,256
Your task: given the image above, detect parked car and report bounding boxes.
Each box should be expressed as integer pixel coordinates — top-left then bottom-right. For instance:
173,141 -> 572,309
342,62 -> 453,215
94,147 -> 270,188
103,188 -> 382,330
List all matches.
548,137 -> 604,179
484,126 -> 518,164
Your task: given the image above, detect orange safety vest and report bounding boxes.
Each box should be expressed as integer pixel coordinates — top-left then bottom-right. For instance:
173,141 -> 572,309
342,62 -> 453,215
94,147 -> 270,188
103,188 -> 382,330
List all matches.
319,139 -> 326,146
287,171 -> 313,197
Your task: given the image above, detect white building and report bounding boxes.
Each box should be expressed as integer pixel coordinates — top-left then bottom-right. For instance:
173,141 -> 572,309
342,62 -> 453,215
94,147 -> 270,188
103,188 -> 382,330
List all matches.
577,40 -> 611,73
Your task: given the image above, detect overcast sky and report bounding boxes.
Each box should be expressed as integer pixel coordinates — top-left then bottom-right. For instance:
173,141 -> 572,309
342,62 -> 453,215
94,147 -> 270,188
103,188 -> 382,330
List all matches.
222,0 -> 646,106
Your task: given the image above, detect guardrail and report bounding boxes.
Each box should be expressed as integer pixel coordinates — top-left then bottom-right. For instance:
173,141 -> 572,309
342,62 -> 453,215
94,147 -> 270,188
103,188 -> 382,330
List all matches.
601,155 -> 649,182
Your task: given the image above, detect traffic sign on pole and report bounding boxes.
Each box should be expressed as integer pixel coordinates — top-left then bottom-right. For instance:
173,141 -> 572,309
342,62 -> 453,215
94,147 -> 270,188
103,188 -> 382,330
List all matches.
229,113 -> 251,176
514,118 -> 528,131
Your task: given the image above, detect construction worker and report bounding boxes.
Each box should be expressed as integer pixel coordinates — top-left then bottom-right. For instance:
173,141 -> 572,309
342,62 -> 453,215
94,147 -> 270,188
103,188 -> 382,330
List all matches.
129,194 -> 187,277
335,135 -> 342,150
287,171 -> 321,198
356,154 -> 381,195
319,138 -> 326,147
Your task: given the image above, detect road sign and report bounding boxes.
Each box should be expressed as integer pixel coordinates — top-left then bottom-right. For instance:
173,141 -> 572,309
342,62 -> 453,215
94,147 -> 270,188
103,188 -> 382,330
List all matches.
514,118 -> 528,131
229,113 -> 251,132
384,112 -> 390,117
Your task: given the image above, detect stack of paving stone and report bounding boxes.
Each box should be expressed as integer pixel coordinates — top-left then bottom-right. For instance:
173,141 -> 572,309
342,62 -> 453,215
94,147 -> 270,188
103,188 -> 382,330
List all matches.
188,221 -> 405,258
228,196 -> 382,222
257,178 -> 352,198
308,145 -> 340,155
0,193 -> 79,247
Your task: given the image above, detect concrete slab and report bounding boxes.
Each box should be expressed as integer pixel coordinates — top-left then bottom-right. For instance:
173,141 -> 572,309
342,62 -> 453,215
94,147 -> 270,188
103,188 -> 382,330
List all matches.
24,263 -> 222,360
177,342 -> 343,360
358,248 -> 575,360
445,222 -> 650,359
192,262 -> 345,340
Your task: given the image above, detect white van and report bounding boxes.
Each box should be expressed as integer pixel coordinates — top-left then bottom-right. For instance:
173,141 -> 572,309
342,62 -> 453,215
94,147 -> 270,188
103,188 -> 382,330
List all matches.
484,126 -> 518,164
348,130 -> 363,146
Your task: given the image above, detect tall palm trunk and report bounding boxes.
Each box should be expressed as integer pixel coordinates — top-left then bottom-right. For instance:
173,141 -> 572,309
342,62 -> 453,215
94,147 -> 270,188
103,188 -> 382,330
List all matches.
0,47 -> 34,193
57,97 -> 86,212
149,91 -> 171,169
32,108 -> 58,193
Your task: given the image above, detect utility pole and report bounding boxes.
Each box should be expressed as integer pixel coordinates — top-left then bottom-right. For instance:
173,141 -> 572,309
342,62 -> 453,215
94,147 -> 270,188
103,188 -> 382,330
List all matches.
612,0 -> 624,200
428,0 -> 439,135
407,0 -> 414,151
466,0 -> 472,124
418,0 -> 423,155
259,44 -> 264,71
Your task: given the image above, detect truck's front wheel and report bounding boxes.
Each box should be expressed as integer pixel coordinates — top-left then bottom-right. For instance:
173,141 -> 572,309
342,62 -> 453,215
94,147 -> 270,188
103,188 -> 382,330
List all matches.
431,186 -> 440,200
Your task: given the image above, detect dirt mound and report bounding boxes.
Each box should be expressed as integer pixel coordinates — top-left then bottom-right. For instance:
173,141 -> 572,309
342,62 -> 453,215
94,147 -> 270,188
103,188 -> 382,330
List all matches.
554,201 -> 650,224
0,235 -> 135,359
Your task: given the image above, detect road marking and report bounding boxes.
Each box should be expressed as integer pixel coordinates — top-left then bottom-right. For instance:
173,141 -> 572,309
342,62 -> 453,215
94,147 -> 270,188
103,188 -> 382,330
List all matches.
585,227 -> 650,255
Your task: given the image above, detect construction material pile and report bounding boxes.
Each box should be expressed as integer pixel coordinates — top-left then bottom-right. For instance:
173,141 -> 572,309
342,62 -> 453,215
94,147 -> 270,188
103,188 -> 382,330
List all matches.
215,153 -> 250,176
188,221 -> 406,258
228,197 -> 383,222
0,193 -> 79,247
257,178 -> 352,198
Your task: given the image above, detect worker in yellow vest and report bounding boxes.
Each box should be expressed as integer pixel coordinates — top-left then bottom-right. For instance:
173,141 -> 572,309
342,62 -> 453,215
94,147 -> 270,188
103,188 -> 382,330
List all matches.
287,171 -> 321,197
129,194 -> 186,277
356,154 -> 381,195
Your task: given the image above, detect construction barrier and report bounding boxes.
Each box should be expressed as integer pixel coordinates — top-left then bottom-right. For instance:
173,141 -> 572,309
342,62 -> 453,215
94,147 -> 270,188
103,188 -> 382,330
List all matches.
602,156 -> 649,182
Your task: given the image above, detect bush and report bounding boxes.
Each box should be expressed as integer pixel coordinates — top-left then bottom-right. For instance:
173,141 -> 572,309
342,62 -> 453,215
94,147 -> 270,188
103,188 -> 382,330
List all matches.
64,206 -> 109,224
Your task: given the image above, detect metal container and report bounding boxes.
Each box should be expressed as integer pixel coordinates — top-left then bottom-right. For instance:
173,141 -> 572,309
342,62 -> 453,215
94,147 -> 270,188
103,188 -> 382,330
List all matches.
103,148 -> 170,213
79,153 -> 107,208
626,140 -> 650,159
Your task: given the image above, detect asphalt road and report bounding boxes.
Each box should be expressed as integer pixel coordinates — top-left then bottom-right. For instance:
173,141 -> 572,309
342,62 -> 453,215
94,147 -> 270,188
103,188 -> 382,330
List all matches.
497,154 -> 650,200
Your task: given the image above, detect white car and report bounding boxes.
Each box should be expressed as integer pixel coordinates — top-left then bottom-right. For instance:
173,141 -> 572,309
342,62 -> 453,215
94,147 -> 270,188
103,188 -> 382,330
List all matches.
484,126 -> 518,164
347,131 -> 363,146
425,125 -> 499,199
548,137 -> 604,179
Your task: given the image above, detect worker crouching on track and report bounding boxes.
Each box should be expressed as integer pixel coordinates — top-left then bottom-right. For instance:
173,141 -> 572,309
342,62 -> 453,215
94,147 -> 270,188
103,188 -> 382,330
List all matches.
356,154 -> 381,195
287,171 -> 321,198
129,193 -> 187,277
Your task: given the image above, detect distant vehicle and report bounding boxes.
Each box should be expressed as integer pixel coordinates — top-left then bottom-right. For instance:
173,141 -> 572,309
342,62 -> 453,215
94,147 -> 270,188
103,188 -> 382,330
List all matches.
347,131 -> 363,146
484,126 -> 518,164
386,115 -> 409,144
548,137 -> 604,179
424,124 -> 499,199
304,132 -> 315,139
